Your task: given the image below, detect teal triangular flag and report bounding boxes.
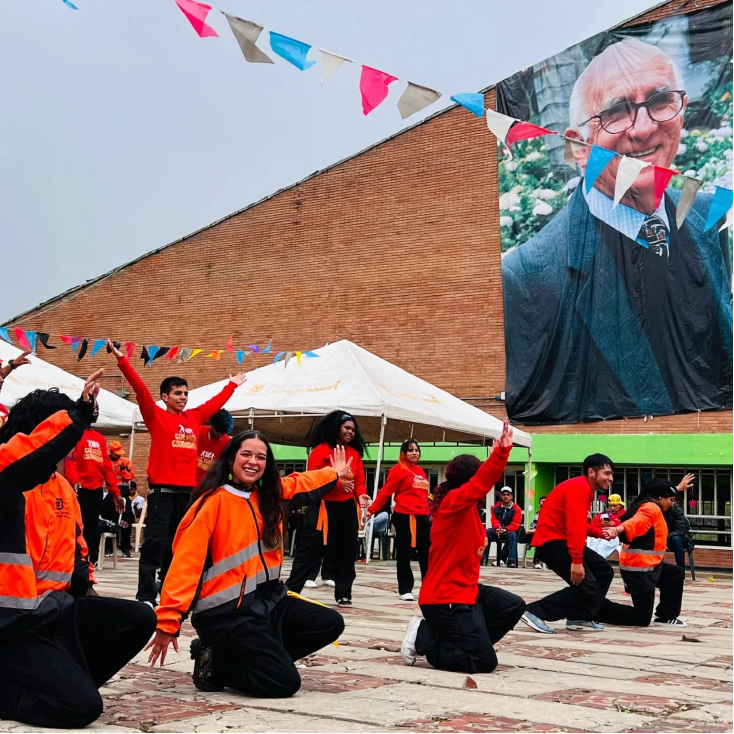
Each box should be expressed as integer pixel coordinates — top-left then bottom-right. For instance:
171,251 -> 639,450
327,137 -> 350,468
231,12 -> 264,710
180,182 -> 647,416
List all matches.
269,32 -> 316,71
273,351 -> 285,364
585,146 -> 617,193
704,186 -> 734,231
25,331 -> 37,353
451,93 -> 484,117
0,327 -> 11,343
90,339 -> 106,357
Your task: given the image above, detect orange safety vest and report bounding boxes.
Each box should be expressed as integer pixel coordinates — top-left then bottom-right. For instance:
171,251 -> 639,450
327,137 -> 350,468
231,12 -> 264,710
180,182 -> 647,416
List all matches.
156,467 -> 338,636
0,410 -> 94,631
618,501 -> 668,573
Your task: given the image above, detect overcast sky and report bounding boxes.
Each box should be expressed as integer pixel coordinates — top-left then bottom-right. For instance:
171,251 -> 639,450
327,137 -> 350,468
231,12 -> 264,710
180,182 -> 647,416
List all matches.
1,0 -> 659,322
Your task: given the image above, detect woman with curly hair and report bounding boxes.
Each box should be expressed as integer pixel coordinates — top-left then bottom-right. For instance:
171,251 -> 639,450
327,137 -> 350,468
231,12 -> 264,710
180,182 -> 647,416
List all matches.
146,430 -> 352,697
366,439 -> 430,601
400,422 -> 526,673
286,411 -> 367,606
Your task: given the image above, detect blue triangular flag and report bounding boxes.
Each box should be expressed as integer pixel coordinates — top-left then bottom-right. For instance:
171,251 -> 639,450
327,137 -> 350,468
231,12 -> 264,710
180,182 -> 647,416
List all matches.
25,331 -> 37,353
451,93 -> 484,118
72,340 -> 81,354
62,0 -> 79,8
237,350 -> 246,364
90,339 -> 106,357
0,327 -> 11,343
303,351 -> 319,358
248,344 -> 260,353
585,146 -> 617,193
262,339 -> 272,354
704,186 -> 734,231
269,32 -> 316,71
273,351 -> 285,364
147,345 -> 160,363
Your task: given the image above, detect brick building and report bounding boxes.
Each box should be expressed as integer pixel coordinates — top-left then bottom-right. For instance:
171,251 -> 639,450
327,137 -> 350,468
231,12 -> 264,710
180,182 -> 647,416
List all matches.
4,0 -> 731,564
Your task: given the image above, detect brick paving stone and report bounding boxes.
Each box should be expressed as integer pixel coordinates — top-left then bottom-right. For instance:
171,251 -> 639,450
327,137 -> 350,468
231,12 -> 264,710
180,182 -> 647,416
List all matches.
633,673 -> 732,692
628,720 -> 734,733
397,713 -> 588,732
504,644 -> 591,661
98,698 -> 238,728
703,655 -> 734,668
340,638 -> 401,652
531,689 -> 697,716
298,669 -> 398,694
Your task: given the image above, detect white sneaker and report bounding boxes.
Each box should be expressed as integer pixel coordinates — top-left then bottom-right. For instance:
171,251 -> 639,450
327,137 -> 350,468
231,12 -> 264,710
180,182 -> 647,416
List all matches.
399,592 -> 415,601
491,560 -> 506,567
322,579 -> 336,587
401,616 -> 422,666
654,618 -> 690,628
304,580 -> 318,589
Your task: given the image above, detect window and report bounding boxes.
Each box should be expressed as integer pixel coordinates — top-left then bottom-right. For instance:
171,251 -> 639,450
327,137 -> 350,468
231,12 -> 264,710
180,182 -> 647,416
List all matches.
277,462 -> 306,476
554,465 -> 732,548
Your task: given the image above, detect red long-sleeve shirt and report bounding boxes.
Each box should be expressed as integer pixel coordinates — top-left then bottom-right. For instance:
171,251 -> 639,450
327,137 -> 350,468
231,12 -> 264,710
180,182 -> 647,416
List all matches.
65,429 -> 120,497
419,443 -> 511,606
195,426 -> 231,484
307,443 -> 365,503
118,357 -> 236,488
587,509 -> 624,538
531,476 -> 594,563
369,464 -> 430,515
490,501 -> 522,532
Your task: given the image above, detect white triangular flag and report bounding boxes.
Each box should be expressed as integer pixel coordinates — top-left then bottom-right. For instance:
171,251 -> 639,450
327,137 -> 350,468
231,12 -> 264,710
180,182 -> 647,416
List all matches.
719,206 -> 733,233
486,108 -> 516,158
613,156 -> 650,208
397,82 -> 441,119
676,176 -> 704,229
320,49 -> 352,85
222,13 -> 274,64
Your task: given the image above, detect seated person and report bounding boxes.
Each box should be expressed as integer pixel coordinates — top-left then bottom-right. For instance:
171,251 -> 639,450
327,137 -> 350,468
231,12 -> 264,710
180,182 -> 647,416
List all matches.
586,494 -> 625,559
526,496 -> 546,568
485,487 -> 522,567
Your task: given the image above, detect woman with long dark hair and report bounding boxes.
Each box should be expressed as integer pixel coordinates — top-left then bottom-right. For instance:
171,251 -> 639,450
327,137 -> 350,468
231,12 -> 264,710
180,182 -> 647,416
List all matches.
366,439 -> 430,601
146,430 -> 352,697
400,422 -> 526,673
286,411 -> 366,606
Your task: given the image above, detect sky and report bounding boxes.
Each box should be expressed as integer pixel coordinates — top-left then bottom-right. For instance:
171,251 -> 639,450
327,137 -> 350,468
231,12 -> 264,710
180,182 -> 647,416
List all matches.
1,0 -> 660,322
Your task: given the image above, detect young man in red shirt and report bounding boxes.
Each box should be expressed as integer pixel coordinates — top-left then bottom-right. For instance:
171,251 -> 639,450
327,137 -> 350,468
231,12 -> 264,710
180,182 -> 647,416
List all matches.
195,409 -> 233,485
486,487 -> 523,567
108,341 -> 245,606
521,454 -> 615,634
65,428 -> 124,566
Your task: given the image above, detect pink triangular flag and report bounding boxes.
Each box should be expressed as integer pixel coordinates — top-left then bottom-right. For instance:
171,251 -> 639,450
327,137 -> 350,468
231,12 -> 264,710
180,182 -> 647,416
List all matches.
14,327 -> 31,351
506,121 -> 555,147
359,66 -> 398,116
653,166 -> 677,208
174,0 -> 219,38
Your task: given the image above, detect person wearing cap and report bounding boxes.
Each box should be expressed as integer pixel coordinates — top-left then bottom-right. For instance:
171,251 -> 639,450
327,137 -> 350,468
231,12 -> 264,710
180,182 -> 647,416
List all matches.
485,487 -> 522,568
109,440 -> 135,486
598,479 -> 689,628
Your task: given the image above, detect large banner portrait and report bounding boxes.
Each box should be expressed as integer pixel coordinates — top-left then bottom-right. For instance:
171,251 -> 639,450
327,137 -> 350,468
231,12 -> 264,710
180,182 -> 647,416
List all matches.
499,2 -> 733,425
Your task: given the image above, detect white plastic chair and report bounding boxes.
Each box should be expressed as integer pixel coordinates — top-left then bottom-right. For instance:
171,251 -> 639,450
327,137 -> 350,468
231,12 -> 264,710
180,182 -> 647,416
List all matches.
98,514 -> 121,570
132,500 -> 147,554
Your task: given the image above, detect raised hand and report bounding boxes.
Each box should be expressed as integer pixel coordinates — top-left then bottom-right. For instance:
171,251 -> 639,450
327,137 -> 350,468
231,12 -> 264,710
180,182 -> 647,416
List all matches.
107,339 -> 124,359
329,445 -> 354,481
677,473 -> 695,492
82,369 -> 104,403
229,372 -> 247,387
13,348 -> 33,369
497,420 -> 514,450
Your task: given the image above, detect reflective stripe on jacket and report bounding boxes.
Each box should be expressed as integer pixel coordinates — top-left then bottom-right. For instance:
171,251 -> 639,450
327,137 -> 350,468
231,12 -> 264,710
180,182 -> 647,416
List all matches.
156,467 -> 339,636
619,502 -> 668,573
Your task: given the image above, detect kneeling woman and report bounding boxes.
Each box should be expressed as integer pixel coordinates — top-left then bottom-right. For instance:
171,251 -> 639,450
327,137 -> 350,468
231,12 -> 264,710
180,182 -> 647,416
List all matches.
147,431 -> 352,697
401,422 -> 526,673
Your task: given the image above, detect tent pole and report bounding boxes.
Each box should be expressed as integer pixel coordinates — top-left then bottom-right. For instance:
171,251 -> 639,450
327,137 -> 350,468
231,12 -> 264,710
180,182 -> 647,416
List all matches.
365,415 -> 387,566
128,414 -> 136,463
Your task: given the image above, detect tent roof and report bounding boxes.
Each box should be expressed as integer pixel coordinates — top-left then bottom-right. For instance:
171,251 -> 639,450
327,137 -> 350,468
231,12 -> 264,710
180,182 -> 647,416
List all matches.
0,340 -> 137,430
184,340 -> 532,448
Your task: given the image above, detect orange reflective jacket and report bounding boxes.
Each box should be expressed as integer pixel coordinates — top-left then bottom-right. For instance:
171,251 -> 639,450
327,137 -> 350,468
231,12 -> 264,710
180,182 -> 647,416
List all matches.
618,502 -> 668,573
156,467 -> 339,638
0,409 -> 93,632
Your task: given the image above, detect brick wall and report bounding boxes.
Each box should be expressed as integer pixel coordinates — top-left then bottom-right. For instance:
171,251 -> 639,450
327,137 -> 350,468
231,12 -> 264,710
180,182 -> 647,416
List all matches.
6,0 -> 732,475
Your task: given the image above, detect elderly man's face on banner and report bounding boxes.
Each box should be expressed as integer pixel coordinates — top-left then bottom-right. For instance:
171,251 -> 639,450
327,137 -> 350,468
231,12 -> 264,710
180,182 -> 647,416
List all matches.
566,39 -> 688,215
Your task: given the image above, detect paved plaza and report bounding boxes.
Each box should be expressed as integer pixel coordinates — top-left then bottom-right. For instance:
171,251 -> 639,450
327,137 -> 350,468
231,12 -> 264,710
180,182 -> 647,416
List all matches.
2,558 -> 731,733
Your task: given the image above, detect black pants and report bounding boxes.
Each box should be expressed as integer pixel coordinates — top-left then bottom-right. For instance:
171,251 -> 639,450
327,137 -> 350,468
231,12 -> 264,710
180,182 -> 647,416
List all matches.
667,536 -> 687,569
323,500 -> 359,602
416,585 -> 526,674
392,512 -> 430,595
78,488 -> 104,565
0,595 -> 156,729
212,595 -> 344,698
120,524 -> 132,554
286,529 -> 324,593
137,489 -> 191,603
597,563 -> 683,626
525,541 -> 614,622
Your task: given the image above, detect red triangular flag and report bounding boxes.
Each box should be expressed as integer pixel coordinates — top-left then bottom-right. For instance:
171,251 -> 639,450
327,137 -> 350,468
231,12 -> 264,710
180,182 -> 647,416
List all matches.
124,342 -> 136,359
226,334 -> 235,353
652,166 -> 677,208
14,327 -> 31,350
166,346 -> 180,361
174,0 -> 219,38
60,335 -> 82,345
359,66 -> 398,116
506,121 -> 555,147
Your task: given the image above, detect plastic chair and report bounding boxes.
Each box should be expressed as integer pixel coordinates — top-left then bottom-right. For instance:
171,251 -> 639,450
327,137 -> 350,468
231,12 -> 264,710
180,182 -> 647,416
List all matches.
98,514 -> 121,570
682,517 -> 696,581
132,501 -> 147,554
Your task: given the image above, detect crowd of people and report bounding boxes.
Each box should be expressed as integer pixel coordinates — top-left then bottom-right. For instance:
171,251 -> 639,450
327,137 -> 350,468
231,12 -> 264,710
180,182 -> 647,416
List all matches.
0,347 -> 697,728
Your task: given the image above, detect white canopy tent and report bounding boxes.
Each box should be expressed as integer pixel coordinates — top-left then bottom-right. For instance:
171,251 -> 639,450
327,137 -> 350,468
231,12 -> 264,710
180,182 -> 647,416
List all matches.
0,340 -> 139,431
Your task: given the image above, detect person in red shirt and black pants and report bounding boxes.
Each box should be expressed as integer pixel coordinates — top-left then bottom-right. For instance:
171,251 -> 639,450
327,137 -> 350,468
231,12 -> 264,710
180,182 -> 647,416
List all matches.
195,409 -> 233,485
366,439 -> 431,601
108,341 -> 246,606
401,422 -> 526,673
64,428 -> 124,566
520,454 -> 615,635
286,411 -> 366,606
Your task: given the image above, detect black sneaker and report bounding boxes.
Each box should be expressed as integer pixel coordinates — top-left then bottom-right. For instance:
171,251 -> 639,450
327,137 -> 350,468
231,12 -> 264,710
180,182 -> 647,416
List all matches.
507,560 -> 518,568
191,638 -> 224,692
122,551 -> 132,558
337,598 -> 352,607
